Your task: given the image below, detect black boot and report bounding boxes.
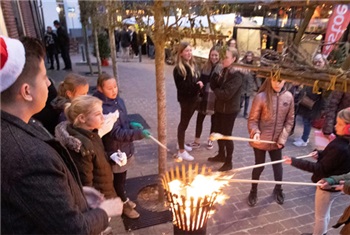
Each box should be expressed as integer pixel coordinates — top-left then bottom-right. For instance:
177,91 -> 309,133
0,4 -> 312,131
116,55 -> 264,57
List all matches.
248,189 -> 257,207
208,154 -> 225,162
273,188 -> 284,204
218,162 -> 232,171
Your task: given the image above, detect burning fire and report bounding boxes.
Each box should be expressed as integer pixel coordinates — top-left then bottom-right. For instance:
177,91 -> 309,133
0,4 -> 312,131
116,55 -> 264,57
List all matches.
168,174 -> 229,205
162,164 -> 231,232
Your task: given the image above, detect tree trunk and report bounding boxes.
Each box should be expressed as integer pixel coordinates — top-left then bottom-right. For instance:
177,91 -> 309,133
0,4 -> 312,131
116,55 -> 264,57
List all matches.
93,28 -> 102,75
153,0 -> 167,202
82,23 -> 93,75
108,27 -> 118,84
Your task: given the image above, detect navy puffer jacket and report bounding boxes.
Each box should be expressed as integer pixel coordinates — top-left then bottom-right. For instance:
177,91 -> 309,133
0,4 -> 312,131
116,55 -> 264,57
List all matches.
93,91 -> 144,158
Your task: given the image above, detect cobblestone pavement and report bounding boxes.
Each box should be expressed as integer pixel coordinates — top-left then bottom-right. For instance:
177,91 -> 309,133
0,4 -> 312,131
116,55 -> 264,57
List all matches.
48,53 -> 348,235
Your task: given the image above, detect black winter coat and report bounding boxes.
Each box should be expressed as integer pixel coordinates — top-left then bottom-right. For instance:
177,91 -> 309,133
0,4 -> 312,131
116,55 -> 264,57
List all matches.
210,67 -> 243,114
55,122 -> 117,199
322,91 -> 350,135
173,64 -> 201,103
120,29 -> 131,48
56,26 -> 70,48
291,136 -> 350,183
1,111 -> 108,234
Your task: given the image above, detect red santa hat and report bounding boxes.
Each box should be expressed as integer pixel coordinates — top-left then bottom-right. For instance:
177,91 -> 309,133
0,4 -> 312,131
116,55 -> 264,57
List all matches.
0,36 -> 26,93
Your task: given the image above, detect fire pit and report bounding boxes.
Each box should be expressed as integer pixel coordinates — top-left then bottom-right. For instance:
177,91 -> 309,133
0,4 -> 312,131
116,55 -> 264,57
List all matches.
161,164 -> 229,235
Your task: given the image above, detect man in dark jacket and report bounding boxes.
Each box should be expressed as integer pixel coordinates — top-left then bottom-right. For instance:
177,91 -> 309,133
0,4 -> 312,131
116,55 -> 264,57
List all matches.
0,36 -> 121,234
54,20 -> 72,70
120,24 -> 131,62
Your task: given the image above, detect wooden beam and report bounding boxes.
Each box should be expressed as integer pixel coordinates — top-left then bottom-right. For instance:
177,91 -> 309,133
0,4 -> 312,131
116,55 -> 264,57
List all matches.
293,4 -> 316,46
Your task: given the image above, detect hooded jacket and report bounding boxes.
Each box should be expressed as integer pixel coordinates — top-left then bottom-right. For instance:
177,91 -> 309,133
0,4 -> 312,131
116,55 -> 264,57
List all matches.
248,88 -> 295,150
93,91 -> 144,158
55,122 -> 117,199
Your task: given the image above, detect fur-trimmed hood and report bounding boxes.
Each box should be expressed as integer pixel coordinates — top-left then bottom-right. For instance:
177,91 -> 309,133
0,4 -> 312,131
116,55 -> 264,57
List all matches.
55,121 -> 82,152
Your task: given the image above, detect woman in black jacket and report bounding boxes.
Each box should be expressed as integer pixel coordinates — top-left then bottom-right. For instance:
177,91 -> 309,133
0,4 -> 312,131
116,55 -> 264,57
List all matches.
173,41 -> 203,162
208,47 -> 243,171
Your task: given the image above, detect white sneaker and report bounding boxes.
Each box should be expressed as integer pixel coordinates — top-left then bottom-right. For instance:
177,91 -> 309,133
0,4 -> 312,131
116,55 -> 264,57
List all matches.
294,137 -> 309,143
177,144 -> 192,152
207,140 -> 214,150
173,155 -> 183,162
293,139 -> 308,147
177,150 -> 194,161
186,142 -> 200,149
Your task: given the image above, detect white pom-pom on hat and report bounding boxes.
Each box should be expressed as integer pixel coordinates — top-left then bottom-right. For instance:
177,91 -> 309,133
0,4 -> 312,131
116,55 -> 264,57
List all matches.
0,36 -> 26,93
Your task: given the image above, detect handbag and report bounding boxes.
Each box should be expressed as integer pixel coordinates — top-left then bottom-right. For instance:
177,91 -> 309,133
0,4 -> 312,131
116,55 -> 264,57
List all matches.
198,83 -> 215,115
299,94 -> 316,110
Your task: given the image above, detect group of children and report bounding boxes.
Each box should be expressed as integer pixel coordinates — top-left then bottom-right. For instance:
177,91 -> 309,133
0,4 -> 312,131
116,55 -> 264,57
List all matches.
38,72 -> 150,220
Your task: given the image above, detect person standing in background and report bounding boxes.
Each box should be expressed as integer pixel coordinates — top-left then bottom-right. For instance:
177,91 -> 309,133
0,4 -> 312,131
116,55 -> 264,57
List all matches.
239,51 -> 258,119
114,28 -> 121,57
44,26 -> 60,70
120,25 -> 131,62
54,20 -> 72,70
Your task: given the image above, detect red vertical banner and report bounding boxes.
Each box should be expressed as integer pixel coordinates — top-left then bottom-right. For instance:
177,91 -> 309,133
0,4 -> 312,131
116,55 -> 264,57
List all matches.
322,4 -> 350,56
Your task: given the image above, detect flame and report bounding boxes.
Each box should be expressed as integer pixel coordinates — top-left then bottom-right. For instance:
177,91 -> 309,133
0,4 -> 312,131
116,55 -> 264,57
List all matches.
167,173 -> 229,231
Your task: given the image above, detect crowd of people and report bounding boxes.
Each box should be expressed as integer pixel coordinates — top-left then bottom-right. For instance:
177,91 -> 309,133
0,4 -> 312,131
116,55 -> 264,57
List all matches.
1,33 -> 349,235
171,39 -> 350,235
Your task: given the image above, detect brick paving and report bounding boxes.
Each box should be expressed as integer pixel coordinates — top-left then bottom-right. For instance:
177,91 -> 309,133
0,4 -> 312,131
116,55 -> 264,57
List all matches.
48,53 -> 348,235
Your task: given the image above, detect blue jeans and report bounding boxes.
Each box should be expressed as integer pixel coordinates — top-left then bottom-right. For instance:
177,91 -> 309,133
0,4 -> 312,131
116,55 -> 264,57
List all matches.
301,117 -> 312,142
148,45 -> 155,58
240,94 -> 250,117
313,187 -> 342,235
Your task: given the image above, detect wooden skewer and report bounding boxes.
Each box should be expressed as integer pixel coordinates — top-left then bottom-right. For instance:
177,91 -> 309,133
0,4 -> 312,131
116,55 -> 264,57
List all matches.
223,178 -> 321,187
149,135 -> 182,162
210,133 -> 276,144
149,135 -> 170,152
231,154 -> 313,172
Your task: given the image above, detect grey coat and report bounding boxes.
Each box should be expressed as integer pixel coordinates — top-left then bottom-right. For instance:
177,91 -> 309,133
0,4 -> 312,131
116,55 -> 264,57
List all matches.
1,111 -> 108,234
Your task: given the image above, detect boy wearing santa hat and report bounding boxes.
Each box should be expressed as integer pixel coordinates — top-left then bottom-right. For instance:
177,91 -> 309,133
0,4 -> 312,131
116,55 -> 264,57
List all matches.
0,36 -> 122,234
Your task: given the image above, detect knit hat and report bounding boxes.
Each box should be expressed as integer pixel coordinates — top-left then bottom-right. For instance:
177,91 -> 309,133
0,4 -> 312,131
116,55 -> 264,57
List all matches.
0,36 -> 26,93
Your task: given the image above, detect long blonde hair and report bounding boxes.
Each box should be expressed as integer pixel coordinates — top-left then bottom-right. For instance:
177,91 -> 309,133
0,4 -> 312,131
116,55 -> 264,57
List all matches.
64,95 -> 102,126
176,41 -> 197,79
202,46 -> 221,74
